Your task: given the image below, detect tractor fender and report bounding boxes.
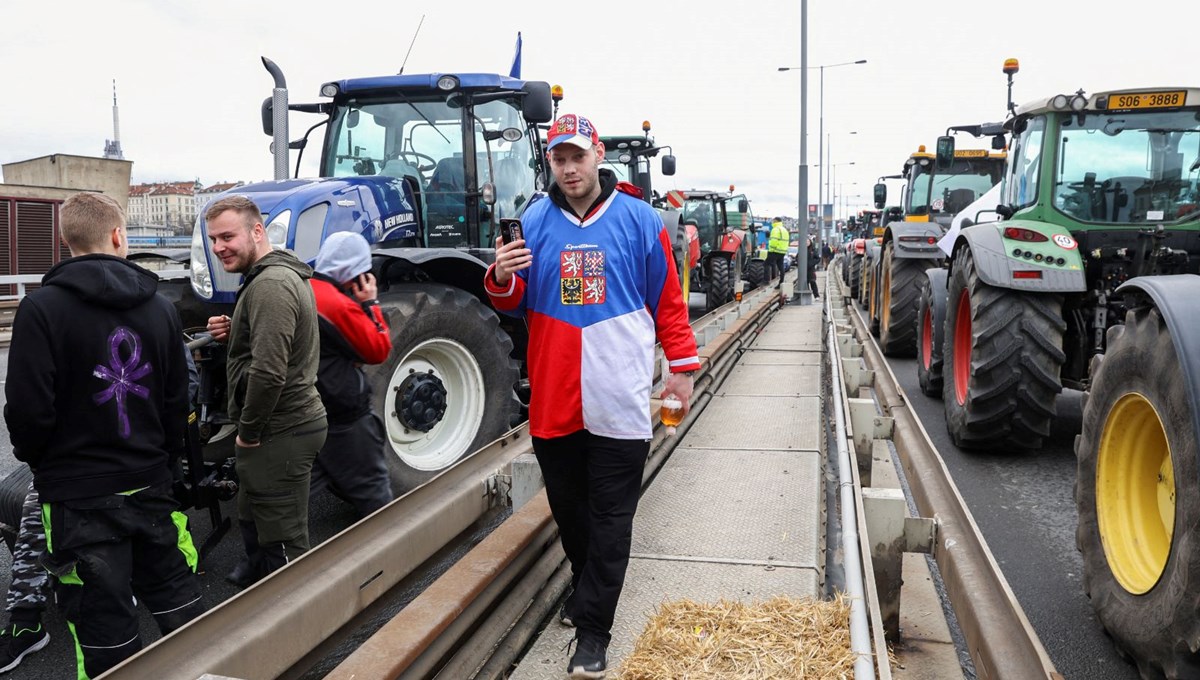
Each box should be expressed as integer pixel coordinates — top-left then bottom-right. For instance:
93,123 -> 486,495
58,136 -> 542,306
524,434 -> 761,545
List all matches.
718,229 -> 746,254
884,220 -> 944,259
1116,274 -> 1200,465
952,223 -> 1086,292
373,247 -> 491,306
924,266 -> 949,355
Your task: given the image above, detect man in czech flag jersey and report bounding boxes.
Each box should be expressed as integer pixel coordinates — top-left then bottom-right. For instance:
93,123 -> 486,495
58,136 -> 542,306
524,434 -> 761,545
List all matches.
485,113 -> 699,679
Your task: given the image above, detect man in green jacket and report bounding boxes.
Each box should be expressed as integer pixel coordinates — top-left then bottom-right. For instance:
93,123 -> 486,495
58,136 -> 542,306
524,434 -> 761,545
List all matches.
205,195 -> 327,585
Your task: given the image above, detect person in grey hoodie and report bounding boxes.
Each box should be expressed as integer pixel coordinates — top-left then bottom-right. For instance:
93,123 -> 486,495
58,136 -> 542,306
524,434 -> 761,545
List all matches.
309,232 -> 394,517
204,195 -> 327,585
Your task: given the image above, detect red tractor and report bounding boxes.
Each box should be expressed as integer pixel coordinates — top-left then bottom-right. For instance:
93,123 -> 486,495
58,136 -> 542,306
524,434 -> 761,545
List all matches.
660,188 -> 760,311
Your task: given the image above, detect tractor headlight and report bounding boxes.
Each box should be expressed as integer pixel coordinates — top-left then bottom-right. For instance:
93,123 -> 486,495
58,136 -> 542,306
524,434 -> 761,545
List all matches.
189,218 -> 213,299
266,210 -> 291,250
320,83 -> 339,97
437,75 -> 459,91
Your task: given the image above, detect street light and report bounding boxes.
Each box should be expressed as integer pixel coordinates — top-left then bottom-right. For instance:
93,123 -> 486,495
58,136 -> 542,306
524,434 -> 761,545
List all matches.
779,60 -> 866,245
828,163 -> 854,235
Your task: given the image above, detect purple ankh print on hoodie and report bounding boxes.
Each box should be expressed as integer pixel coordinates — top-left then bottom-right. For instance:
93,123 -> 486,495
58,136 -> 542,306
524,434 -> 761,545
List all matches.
92,327 -> 152,439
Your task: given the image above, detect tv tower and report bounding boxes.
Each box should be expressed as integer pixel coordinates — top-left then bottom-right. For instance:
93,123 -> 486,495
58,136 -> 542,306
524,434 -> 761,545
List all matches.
103,79 -> 124,160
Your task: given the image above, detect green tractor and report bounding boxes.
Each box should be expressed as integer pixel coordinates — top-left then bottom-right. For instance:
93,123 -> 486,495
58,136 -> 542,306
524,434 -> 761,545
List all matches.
870,141 -> 1007,355
598,123 -> 692,303
927,85 -> 1200,677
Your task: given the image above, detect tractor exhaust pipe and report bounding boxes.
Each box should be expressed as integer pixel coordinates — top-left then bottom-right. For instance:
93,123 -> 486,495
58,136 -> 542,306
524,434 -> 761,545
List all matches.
262,57 -> 290,181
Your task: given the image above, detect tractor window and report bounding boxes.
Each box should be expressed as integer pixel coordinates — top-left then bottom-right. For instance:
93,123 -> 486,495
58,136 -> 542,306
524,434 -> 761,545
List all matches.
1004,115 -> 1045,211
601,149 -> 632,183
682,200 -> 717,255
926,159 -> 1004,216
473,98 -> 538,233
906,158 -> 936,215
1053,109 -> 1200,224
325,97 -> 468,245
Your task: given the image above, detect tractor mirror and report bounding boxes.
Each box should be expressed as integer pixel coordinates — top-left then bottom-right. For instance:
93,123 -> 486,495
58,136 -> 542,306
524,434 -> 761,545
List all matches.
936,136 -> 955,169
661,154 -> 677,176
738,199 -> 748,213
261,97 -> 274,136
347,109 -> 360,129
522,82 -> 553,123
991,134 -> 1006,151
873,182 -> 887,208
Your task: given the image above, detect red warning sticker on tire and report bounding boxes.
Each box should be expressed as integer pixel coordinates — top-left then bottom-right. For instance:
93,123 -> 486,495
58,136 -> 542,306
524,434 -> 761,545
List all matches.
1052,234 -> 1077,249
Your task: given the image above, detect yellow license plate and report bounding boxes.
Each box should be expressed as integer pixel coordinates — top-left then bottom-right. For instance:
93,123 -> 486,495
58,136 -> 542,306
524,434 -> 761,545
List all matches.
1107,91 -> 1186,110
954,149 -> 989,158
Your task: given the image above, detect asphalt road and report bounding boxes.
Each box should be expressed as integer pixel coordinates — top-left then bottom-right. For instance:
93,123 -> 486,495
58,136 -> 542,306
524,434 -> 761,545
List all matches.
884,352 -> 1141,680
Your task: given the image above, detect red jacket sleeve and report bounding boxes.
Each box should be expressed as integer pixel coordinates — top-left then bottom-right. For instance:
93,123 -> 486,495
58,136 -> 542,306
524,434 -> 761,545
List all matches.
312,279 -> 392,364
484,264 -> 527,316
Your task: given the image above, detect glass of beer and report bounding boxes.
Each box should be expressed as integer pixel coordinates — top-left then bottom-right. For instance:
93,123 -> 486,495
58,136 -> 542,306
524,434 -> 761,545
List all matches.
661,394 -> 684,435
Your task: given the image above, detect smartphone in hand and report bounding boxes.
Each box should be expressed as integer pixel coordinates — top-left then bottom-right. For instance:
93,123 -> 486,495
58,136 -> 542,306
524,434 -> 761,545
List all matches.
499,218 -> 523,246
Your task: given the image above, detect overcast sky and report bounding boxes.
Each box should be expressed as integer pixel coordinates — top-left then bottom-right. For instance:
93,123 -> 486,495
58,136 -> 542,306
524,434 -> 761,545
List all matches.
2,0 -> 1196,220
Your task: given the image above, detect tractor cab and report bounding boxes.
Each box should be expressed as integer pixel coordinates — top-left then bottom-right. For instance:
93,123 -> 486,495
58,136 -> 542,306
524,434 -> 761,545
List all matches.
191,70 -> 553,305
881,145 -> 1007,231
599,121 -> 676,203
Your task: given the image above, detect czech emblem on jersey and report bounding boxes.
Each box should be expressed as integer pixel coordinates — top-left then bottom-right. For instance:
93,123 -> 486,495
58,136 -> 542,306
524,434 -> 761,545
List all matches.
561,249 -> 606,305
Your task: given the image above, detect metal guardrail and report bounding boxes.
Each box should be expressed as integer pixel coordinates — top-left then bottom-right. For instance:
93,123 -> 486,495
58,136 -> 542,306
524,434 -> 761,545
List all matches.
0,275 -> 41,303
839,265 -> 1062,680
100,284 -> 784,680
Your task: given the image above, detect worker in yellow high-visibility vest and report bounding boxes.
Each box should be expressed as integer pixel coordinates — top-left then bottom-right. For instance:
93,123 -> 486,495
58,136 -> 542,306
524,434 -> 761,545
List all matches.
766,218 -> 789,288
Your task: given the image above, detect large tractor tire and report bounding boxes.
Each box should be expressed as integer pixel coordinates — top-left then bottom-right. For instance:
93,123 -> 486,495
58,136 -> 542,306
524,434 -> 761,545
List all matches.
878,243 -> 933,356
941,246 -> 1065,450
369,283 -> 522,493
0,466 -> 32,554
744,258 -> 766,290
1075,305 -> 1200,679
848,254 -> 862,299
706,256 -> 734,312
915,269 -> 948,398
857,255 -> 871,309
867,259 -> 882,337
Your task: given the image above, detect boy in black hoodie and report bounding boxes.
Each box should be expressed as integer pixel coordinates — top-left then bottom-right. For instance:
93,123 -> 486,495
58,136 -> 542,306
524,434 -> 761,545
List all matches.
3,193 -> 204,678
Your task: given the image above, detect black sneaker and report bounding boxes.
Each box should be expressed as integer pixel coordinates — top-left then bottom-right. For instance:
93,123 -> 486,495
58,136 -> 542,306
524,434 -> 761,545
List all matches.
566,631 -> 608,679
0,623 -> 49,674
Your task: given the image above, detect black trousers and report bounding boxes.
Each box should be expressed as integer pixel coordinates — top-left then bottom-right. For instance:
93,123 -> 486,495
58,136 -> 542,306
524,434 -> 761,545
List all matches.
807,267 -> 820,296
311,412 -> 394,518
765,252 -> 784,287
533,430 -> 650,644
41,481 -> 204,679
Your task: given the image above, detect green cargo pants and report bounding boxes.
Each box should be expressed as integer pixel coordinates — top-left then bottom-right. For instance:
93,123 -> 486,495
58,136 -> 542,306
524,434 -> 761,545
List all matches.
235,417 -> 327,568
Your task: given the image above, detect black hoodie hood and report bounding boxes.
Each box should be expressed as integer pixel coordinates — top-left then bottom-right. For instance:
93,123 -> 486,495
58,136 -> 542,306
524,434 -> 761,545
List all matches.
549,168 -> 619,220
41,254 -> 158,310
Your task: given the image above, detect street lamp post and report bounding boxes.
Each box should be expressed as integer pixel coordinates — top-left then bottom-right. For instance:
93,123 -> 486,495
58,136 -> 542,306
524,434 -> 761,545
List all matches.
780,59 -> 865,267
829,162 -> 854,236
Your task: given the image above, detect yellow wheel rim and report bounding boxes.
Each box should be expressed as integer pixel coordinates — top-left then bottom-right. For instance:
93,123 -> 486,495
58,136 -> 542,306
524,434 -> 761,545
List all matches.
680,253 -> 691,303
1097,392 -> 1175,594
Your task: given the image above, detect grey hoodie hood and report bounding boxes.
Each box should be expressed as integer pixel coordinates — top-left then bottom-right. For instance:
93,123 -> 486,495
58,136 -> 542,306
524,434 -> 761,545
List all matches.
314,231 -> 372,284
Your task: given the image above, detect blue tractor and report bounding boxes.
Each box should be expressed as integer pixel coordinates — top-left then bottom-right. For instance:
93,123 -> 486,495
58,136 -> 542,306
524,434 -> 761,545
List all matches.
184,59 -> 553,491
